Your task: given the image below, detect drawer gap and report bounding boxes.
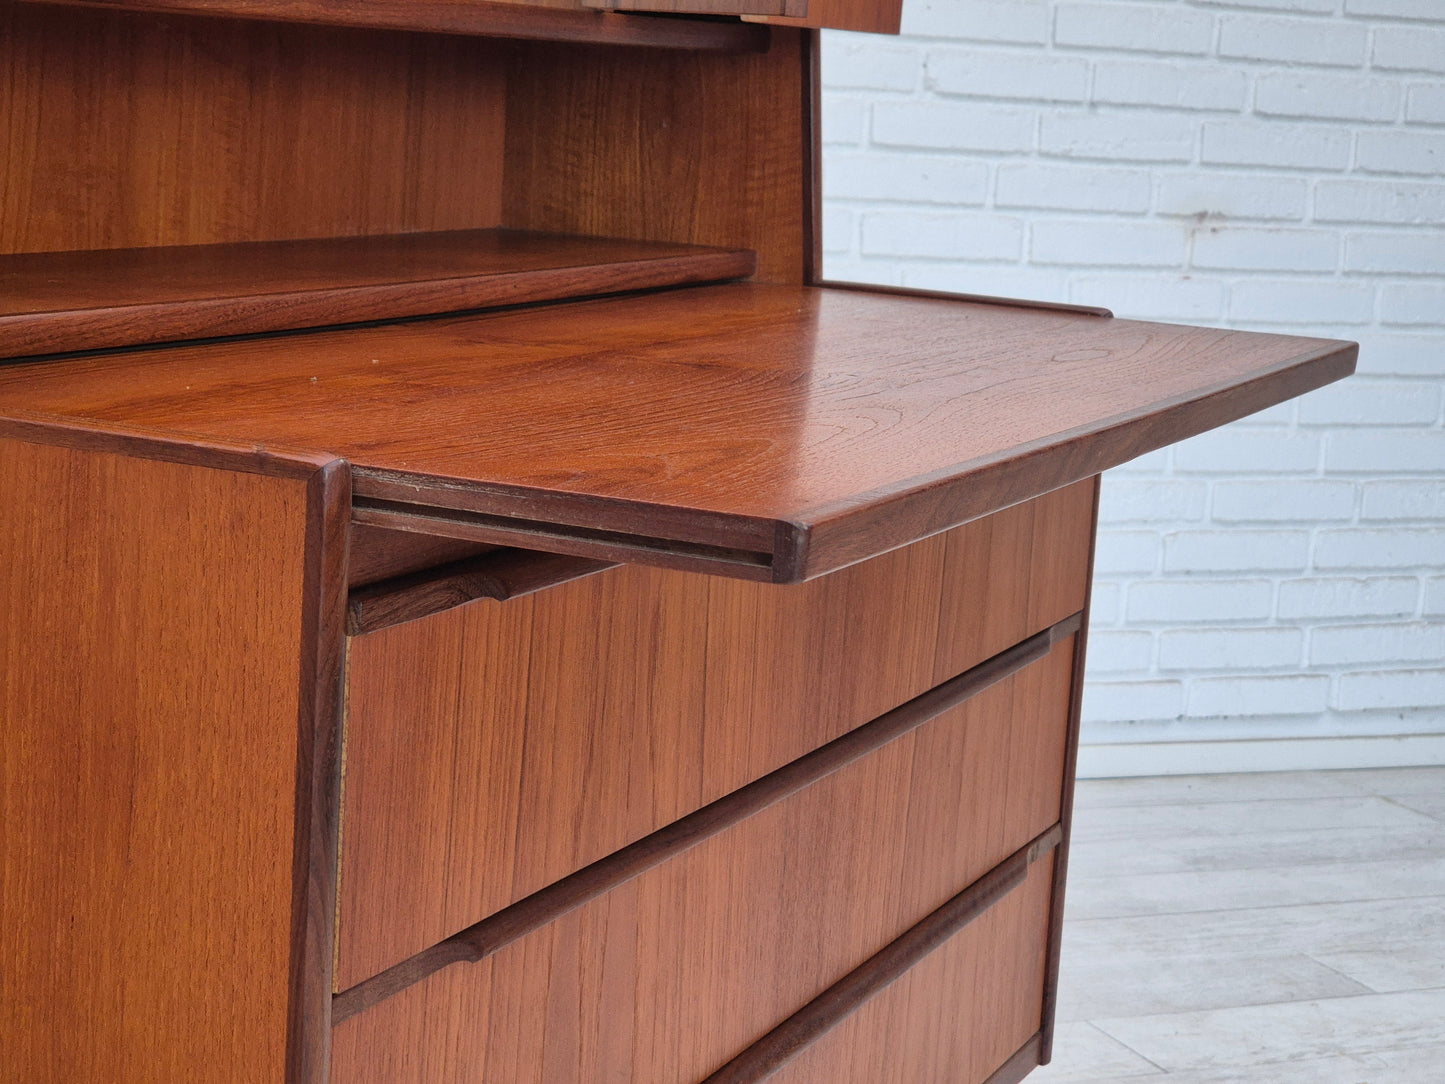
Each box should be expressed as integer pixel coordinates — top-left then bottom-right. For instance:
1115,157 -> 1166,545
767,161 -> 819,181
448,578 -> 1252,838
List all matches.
347,547 -> 620,634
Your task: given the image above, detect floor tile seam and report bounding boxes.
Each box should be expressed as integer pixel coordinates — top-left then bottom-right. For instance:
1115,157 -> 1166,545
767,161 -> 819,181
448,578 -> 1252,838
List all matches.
1300,951 -> 1420,996
1069,819 -> 1441,844
1064,888 -> 1445,921
1080,984 -> 1445,1032
1071,792 -> 1386,812
1380,794 -> 1445,824
1075,1020 -> 1170,1078
1061,890 -> 1445,928
1064,847 -> 1445,880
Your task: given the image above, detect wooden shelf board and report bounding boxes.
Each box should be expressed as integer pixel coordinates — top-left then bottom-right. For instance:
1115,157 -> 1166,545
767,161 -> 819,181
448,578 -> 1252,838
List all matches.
0,230 -> 756,359
11,0 -> 773,51
0,283 -> 1356,581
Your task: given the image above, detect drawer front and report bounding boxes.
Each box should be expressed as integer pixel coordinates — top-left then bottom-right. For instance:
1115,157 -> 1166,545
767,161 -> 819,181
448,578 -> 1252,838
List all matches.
330,636 -> 1076,1084
336,479 -> 1094,988
753,860 -> 1056,1084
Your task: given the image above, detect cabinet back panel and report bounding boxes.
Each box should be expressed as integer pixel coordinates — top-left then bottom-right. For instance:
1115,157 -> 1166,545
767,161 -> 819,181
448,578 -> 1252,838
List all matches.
0,5 -> 506,254
502,31 -> 810,283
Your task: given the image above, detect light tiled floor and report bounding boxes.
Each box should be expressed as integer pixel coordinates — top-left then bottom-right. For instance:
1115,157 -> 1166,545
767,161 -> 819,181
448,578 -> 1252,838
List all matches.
1031,766 -> 1445,1084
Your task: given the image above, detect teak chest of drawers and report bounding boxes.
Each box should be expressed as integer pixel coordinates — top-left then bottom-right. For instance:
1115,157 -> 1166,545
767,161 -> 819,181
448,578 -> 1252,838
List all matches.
0,2 -> 1354,1082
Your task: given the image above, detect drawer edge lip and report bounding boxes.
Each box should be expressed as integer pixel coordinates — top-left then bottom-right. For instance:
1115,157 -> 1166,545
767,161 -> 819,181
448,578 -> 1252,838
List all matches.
331,611 -> 1082,1021
699,824 -> 1062,1084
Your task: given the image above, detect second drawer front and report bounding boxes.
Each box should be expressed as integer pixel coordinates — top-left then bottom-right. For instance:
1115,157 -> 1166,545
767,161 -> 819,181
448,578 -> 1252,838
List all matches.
336,479 -> 1093,988
330,635 -> 1075,1083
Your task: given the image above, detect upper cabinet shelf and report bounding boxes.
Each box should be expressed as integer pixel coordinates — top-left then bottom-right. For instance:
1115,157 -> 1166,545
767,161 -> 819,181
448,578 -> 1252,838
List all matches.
0,230 -> 756,358
0,283 -> 1355,582
12,0 -> 777,49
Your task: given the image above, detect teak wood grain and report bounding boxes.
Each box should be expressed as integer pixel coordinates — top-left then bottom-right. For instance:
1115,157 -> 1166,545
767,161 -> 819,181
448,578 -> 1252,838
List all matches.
334,486 -> 1088,989
752,862 -> 1056,1084
752,0 -> 902,33
15,0 -> 776,49
502,33 -> 811,284
0,421 -> 344,1083
589,0 -> 804,15
329,638 -> 1074,1082
333,618 -> 1076,1021
0,284 -> 1355,582
0,6 -> 507,256
0,230 -> 756,357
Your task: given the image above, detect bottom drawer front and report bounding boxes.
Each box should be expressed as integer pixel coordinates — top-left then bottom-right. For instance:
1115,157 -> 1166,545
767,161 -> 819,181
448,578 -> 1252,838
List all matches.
330,636 -> 1073,1084
748,860 -> 1056,1084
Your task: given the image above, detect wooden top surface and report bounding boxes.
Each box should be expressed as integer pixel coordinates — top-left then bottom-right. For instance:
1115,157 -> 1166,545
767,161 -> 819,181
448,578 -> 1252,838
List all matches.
0,283 -> 1355,580
0,230 -> 755,358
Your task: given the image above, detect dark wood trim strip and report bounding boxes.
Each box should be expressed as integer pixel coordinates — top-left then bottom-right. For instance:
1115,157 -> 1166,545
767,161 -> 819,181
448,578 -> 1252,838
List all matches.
800,29 -> 823,287
11,0 -> 773,52
700,827 -> 1064,1084
331,612 -> 1082,1022
983,1032 -> 1046,1084
347,549 -> 619,635
1039,473 -> 1102,1064
0,411 -> 333,480
350,497 -> 778,581
819,279 -> 1114,319
286,459 -> 353,1084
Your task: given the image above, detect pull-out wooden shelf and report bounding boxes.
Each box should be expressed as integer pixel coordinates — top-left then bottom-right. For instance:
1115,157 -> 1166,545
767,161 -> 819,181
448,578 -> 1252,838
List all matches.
0,230 -> 755,358
0,281 -> 1356,582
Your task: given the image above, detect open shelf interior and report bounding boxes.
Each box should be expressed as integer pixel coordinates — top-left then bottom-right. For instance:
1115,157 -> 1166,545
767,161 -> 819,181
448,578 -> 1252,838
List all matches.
0,281 -> 1355,582
0,230 -> 757,358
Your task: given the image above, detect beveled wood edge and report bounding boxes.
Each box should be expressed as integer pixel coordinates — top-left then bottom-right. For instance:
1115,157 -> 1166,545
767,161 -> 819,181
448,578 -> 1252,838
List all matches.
794,336 -> 1358,579
346,548 -> 619,635
700,825 -> 1064,1084
820,279 -> 1114,319
0,409 -> 336,480
330,612 -> 1083,1021
10,0 -> 774,51
984,1032 -> 1047,1084
350,493 -> 779,579
288,458 -> 353,1084
2,247 -> 758,361
350,326 -> 1353,586
1039,475 -> 1101,1065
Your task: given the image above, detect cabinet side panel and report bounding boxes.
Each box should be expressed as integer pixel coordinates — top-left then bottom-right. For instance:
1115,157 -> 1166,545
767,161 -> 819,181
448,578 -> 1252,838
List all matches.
0,434 -> 313,1081
0,5 -> 506,255
502,31 -> 809,283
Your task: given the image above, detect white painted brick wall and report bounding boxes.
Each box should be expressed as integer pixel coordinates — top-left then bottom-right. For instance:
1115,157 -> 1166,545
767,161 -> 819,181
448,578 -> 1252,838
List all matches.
822,0 -> 1445,774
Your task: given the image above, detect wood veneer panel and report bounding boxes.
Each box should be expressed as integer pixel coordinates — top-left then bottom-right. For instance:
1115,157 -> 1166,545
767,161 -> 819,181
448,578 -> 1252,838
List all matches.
0,422 -> 340,1083
502,32 -> 809,283
329,640 -> 1075,1083
14,0 -> 775,49
334,492 -> 1086,989
753,0 -> 902,33
596,0 -> 804,15
0,231 -> 756,358
0,284 -> 1354,581
748,863 -> 1056,1084
0,6 -> 506,255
